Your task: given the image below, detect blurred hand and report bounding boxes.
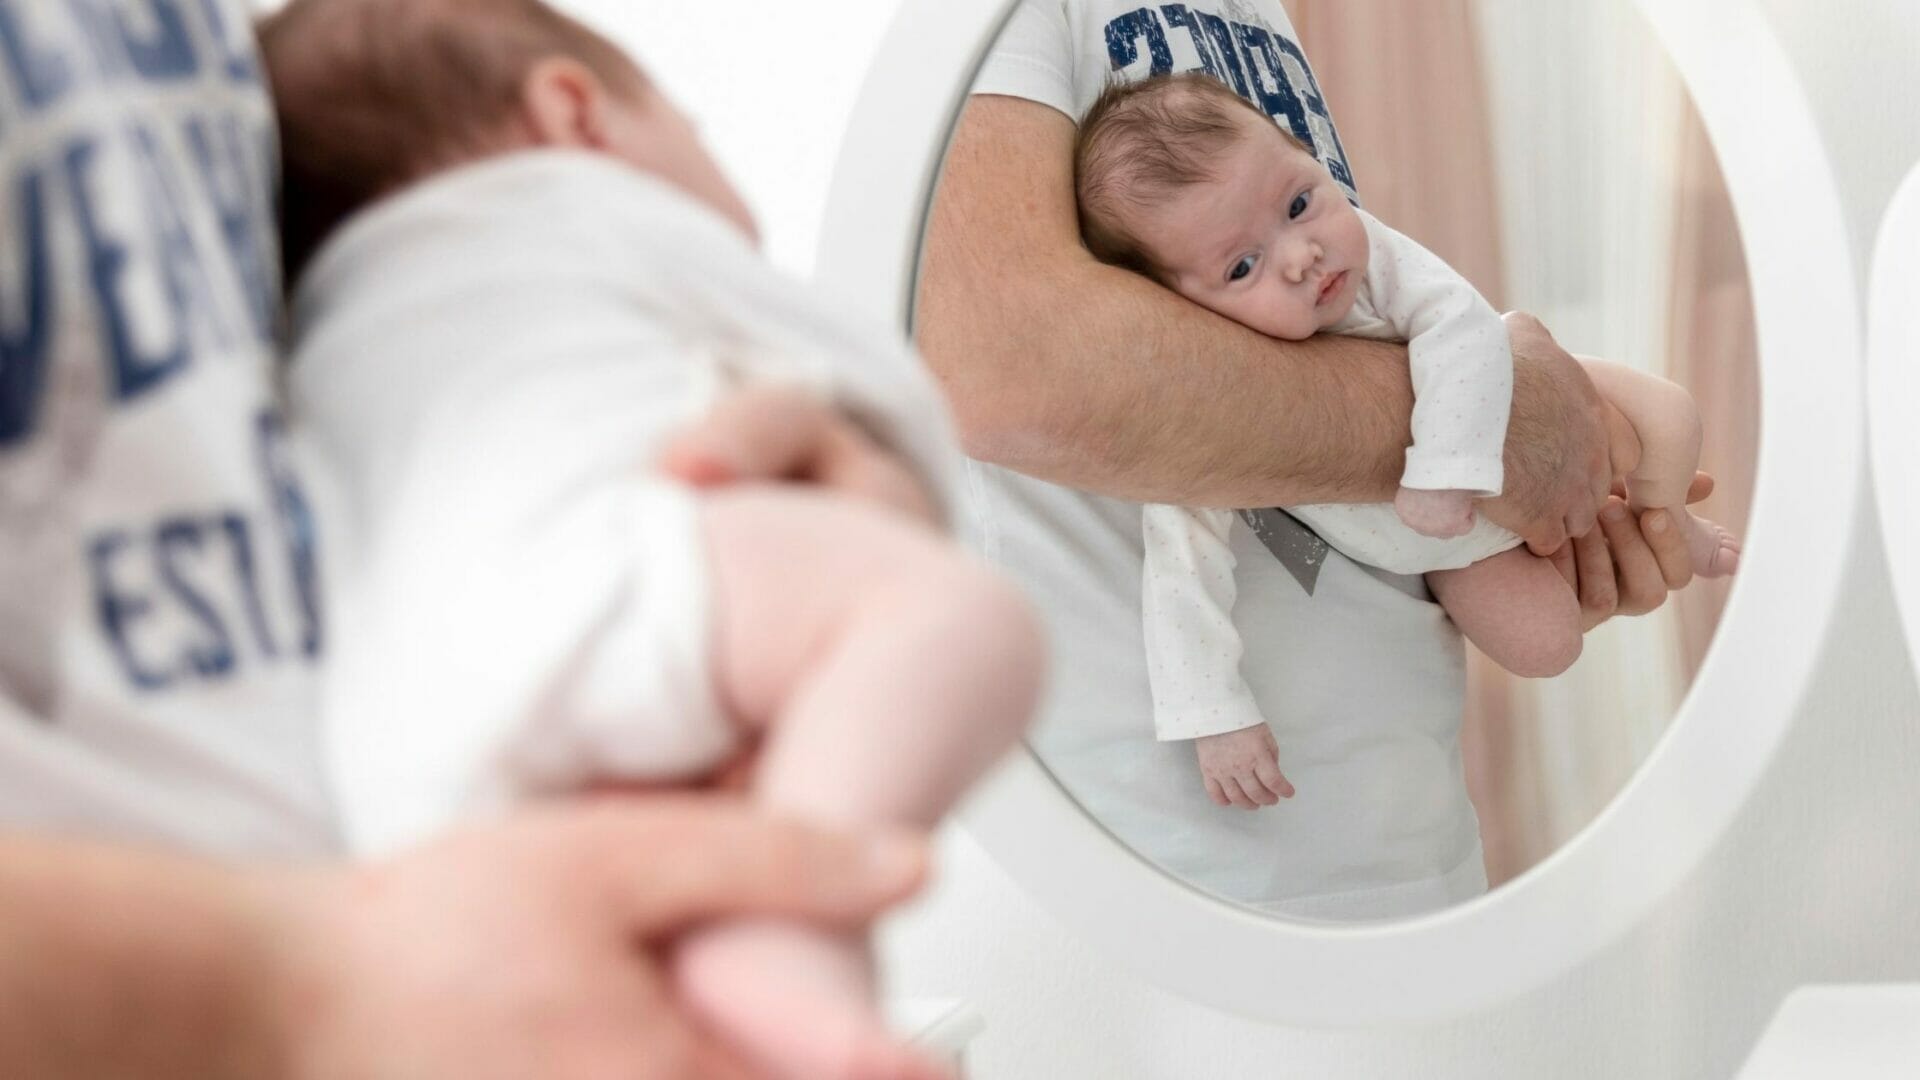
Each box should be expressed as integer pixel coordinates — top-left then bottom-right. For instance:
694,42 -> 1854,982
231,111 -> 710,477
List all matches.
1481,314 -> 1641,556
1552,473 -> 1715,631
266,797 -> 933,1080
1194,724 -> 1293,810
661,385 -> 938,525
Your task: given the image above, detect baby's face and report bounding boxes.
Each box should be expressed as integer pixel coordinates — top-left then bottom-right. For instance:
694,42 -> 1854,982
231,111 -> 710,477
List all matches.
1127,118 -> 1367,340
600,86 -> 760,244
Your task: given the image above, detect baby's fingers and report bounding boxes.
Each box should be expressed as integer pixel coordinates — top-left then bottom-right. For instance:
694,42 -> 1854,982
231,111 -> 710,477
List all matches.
1203,775 -> 1230,807
1236,771 -> 1281,807
1254,757 -> 1294,800
658,384 -> 834,486
1219,776 -> 1262,810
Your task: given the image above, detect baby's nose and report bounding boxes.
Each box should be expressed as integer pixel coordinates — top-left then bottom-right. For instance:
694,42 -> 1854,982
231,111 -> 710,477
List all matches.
1286,240 -> 1322,282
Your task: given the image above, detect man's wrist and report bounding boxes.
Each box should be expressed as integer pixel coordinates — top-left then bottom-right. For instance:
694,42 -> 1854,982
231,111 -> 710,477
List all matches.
0,838 -> 310,1080
230,865 -> 336,1080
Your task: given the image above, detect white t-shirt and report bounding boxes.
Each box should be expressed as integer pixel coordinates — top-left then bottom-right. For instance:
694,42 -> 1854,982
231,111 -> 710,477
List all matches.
970,0 -> 1485,919
288,152 -> 965,854
0,1 -> 332,854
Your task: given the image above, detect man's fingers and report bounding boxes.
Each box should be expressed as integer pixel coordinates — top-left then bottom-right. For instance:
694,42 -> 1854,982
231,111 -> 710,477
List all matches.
659,386 -> 836,485
1204,776 -> 1229,807
1598,499 -> 1665,616
1571,524 -> 1617,629
1641,509 -> 1694,591
1549,540 -> 1578,592
1687,472 -> 1715,505
1524,518 -> 1570,558
1588,440 -> 1616,518
542,798 -> 927,932
1563,496 -> 1599,549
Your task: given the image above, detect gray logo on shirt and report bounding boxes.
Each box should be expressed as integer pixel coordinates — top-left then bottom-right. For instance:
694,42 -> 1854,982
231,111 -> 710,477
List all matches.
1240,508 -> 1328,595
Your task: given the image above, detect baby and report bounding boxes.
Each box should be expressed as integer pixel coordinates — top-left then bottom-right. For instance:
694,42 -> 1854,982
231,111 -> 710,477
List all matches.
260,2 -> 1042,1078
1074,74 -> 1738,806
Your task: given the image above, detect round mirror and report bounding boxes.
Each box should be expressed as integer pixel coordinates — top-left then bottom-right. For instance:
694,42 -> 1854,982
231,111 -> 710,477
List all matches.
821,0 -> 1857,1023
1869,164 -> 1920,676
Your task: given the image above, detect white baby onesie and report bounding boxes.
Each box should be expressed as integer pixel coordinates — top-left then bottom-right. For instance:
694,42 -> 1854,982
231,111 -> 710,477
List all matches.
288,151 -> 963,854
1143,209 -> 1518,741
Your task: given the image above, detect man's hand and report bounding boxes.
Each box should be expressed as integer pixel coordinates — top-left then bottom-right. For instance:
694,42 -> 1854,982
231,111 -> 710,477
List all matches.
1193,724 -> 1293,810
661,384 -> 939,525
1551,474 -> 1715,631
267,798 -> 939,1080
1482,314 -> 1641,556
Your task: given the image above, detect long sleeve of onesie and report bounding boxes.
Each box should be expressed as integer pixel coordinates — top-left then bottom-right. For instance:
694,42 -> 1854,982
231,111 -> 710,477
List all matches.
1344,209 -> 1511,496
1141,505 -> 1268,741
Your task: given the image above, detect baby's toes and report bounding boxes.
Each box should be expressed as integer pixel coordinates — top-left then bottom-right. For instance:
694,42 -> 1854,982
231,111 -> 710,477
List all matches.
1709,534 -> 1741,576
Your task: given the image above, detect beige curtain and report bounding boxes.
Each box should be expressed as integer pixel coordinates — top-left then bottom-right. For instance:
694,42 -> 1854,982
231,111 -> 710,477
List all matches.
1666,108 -> 1759,676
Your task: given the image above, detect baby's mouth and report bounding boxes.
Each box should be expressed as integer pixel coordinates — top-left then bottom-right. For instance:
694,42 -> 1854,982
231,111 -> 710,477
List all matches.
1315,270 -> 1347,305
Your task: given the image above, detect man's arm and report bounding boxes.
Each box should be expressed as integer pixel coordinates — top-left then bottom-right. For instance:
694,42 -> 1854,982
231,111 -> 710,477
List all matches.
0,803 -> 929,1080
916,94 -> 1619,551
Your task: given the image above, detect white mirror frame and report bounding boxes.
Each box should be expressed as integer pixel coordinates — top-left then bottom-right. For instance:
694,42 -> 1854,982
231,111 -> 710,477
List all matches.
818,0 -> 1859,1025
1868,163 -> 1920,676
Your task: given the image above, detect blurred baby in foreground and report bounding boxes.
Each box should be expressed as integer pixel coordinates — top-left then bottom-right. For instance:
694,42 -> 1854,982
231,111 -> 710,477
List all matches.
261,2 -> 1044,1077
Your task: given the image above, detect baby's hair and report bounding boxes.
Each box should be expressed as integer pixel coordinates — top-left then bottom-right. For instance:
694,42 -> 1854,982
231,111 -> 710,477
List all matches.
1075,72 -> 1308,282
258,0 -> 650,284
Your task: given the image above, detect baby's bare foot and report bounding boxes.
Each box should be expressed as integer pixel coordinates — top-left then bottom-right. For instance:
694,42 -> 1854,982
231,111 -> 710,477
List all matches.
673,920 -> 949,1080
1683,512 -> 1741,578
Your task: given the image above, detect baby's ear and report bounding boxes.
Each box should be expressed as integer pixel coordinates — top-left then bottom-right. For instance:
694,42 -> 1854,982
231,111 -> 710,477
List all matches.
521,57 -> 614,150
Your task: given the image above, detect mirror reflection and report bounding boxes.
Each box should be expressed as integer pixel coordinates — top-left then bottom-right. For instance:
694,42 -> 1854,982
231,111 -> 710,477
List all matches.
915,0 -> 1756,921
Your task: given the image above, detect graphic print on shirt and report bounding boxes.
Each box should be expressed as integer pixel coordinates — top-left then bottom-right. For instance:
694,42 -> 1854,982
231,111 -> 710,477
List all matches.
1239,508 -> 1327,595
0,1 -> 321,711
1102,3 -> 1356,197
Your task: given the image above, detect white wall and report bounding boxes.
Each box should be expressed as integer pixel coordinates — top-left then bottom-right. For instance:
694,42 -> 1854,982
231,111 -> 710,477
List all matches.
874,4 -> 1920,1078
558,0 -> 904,277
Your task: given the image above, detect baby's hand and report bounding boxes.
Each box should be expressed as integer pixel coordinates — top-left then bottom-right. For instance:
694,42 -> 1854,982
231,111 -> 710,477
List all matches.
1194,724 -> 1293,809
660,383 -> 938,524
1395,486 -> 1477,539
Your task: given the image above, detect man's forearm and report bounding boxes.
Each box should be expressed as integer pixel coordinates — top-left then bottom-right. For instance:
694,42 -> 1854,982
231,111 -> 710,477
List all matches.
920,244 -> 1414,506
0,835 -> 285,1079
915,94 -> 1415,508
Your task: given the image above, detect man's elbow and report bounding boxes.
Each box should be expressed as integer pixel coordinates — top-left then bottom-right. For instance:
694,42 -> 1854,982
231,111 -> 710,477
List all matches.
918,300 -> 1064,470
939,369 -> 1066,469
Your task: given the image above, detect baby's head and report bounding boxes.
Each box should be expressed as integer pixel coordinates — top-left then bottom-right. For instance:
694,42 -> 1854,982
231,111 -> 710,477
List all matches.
1075,73 -> 1366,340
259,0 -> 755,281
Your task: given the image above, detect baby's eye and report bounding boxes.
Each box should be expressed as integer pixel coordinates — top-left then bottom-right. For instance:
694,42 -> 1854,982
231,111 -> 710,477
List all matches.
1228,255 -> 1257,282
1288,191 -> 1311,219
